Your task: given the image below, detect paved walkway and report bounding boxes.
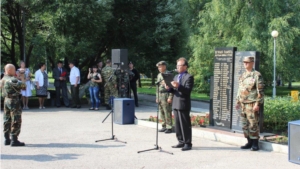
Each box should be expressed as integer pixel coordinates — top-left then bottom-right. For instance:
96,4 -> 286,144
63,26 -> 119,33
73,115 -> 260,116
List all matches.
1,102 -> 298,169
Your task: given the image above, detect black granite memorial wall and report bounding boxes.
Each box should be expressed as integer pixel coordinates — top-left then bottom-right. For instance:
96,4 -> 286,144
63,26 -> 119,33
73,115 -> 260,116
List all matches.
212,47 -> 237,129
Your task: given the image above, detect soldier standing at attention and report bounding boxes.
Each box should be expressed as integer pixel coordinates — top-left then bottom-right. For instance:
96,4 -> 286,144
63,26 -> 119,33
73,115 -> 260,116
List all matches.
156,61 -> 174,134
101,59 -> 118,110
235,56 -> 264,151
1,64 -> 26,146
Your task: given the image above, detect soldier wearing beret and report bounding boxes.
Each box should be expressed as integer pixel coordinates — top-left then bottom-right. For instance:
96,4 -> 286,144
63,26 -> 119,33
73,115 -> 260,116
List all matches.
156,61 -> 173,133
235,56 -> 264,151
1,64 -> 26,146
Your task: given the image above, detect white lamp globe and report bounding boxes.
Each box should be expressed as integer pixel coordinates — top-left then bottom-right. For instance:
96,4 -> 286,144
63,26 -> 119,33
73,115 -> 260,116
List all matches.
271,30 -> 279,38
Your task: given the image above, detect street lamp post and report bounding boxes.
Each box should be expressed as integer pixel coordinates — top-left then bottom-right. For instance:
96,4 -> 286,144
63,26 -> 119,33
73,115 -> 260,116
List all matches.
271,30 -> 279,98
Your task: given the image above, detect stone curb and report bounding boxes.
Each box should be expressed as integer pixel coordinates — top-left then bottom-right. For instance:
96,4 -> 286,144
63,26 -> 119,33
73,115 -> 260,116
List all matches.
135,119 -> 288,154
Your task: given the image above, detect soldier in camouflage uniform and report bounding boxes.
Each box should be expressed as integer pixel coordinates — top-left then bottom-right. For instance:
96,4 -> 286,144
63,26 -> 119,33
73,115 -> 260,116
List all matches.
156,61 -> 174,134
1,64 -> 26,146
235,57 -> 264,151
101,60 -> 118,110
115,69 -> 130,98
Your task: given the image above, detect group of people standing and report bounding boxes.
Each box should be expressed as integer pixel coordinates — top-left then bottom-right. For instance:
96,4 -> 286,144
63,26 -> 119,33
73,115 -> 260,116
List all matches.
91,59 -> 141,110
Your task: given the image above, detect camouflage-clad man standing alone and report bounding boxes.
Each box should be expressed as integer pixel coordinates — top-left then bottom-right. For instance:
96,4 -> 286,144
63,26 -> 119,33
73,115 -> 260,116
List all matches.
235,57 -> 264,151
1,64 -> 26,146
156,61 -> 173,134
101,59 -> 118,110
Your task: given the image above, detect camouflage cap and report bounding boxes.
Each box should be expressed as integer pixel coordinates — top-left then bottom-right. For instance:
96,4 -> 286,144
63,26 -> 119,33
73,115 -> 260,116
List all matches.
243,56 -> 254,63
156,61 -> 167,67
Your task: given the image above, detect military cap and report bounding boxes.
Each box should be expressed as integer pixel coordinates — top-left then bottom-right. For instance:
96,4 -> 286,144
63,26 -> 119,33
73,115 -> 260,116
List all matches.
243,56 -> 254,63
128,61 -> 133,65
156,61 -> 167,67
106,59 -> 111,63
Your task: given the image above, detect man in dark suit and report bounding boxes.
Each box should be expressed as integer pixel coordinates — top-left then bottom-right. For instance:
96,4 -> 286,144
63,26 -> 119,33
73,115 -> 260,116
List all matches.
128,61 -> 141,107
166,57 -> 194,151
53,61 -> 69,107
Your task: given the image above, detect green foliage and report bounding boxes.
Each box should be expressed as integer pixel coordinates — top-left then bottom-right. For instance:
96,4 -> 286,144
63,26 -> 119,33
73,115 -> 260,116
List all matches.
188,0 -> 300,92
264,97 -> 300,132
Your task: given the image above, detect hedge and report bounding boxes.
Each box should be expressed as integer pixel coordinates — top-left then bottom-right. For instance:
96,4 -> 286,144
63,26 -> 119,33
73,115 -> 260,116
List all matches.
263,97 -> 300,132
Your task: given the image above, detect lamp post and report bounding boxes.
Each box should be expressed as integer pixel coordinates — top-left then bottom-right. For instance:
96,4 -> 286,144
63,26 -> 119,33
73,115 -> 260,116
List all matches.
271,30 -> 279,98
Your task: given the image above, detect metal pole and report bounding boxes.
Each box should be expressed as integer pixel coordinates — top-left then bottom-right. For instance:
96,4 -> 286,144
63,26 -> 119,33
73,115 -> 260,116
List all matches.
273,38 -> 276,98
22,9 -> 26,62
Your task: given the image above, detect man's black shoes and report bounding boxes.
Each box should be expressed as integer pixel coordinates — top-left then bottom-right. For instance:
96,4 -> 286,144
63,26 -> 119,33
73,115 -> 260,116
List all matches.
164,129 -> 172,133
106,105 -> 111,110
71,105 -> 77,108
181,144 -> 192,151
77,105 -> 81,109
241,137 -> 252,149
4,133 -> 10,146
250,139 -> 259,151
171,143 -> 184,148
10,135 -> 25,147
159,128 -> 167,132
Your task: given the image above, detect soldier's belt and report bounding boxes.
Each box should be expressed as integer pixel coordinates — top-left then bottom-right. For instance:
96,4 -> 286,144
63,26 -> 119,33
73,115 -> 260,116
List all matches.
159,91 -> 168,93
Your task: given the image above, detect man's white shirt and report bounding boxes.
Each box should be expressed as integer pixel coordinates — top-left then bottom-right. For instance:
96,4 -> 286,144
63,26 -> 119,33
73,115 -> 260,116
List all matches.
69,66 -> 80,85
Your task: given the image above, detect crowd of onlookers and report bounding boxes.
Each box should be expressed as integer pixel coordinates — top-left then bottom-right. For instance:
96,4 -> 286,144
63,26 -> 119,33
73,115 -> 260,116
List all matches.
1,60 -> 141,110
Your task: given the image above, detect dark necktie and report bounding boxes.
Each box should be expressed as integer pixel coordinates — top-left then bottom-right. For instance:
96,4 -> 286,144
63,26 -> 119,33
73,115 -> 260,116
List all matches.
178,74 -> 183,83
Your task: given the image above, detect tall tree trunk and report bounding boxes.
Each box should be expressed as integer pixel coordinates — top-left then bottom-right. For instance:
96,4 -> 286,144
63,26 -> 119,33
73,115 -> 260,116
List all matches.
288,79 -> 292,89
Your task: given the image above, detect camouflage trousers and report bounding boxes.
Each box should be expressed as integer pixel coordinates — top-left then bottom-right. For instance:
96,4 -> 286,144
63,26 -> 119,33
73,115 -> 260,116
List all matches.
158,94 -> 172,129
3,97 -> 22,136
104,84 -> 118,105
241,102 -> 259,139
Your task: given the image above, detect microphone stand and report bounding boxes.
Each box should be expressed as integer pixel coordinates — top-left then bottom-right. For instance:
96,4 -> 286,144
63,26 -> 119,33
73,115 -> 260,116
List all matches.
137,79 -> 173,155
95,96 -> 126,144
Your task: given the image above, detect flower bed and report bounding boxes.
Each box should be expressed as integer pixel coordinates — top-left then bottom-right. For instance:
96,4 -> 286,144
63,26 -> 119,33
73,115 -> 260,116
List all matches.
148,114 -> 210,127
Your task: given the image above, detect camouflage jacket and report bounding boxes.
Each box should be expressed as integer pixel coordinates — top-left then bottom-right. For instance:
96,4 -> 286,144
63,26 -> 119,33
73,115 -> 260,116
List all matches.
101,66 -> 116,86
156,71 -> 174,100
1,75 -> 26,97
115,70 -> 129,88
236,69 -> 264,104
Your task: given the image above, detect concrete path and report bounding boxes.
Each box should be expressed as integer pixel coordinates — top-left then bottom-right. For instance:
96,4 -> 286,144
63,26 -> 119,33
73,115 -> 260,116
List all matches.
1,104 -> 298,169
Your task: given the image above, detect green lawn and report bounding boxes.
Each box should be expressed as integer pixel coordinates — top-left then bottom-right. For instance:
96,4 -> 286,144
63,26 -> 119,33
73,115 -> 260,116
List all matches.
265,85 -> 300,97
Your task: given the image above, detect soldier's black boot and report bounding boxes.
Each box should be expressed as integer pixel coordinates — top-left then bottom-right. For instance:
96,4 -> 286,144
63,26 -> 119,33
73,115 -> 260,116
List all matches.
250,139 -> 259,151
10,135 -> 25,147
240,137 -> 252,149
106,105 -> 111,110
4,133 -> 11,146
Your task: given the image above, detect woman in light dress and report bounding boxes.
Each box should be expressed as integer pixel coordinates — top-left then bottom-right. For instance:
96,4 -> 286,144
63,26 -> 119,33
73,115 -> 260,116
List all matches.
16,61 -> 32,109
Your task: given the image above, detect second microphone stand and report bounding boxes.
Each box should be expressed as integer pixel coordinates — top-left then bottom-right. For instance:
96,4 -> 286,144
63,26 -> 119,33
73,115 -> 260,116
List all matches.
137,79 -> 173,155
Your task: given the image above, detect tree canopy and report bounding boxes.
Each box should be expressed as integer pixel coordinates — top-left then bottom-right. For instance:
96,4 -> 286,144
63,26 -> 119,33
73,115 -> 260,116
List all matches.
1,0 -> 300,88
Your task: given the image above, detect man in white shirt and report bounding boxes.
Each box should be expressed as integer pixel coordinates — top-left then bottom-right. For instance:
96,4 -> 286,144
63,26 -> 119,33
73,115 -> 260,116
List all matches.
69,61 -> 81,108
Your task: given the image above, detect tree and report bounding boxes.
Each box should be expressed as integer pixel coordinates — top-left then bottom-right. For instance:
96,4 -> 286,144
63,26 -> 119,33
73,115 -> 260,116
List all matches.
188,0 -> 300,92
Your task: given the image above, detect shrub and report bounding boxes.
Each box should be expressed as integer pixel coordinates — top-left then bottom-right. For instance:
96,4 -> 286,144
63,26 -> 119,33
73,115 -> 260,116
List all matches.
263,97 -> 300,132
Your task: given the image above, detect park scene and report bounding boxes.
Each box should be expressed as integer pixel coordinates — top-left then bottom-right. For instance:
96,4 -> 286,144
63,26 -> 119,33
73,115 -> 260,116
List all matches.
1,0 -> 300,169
